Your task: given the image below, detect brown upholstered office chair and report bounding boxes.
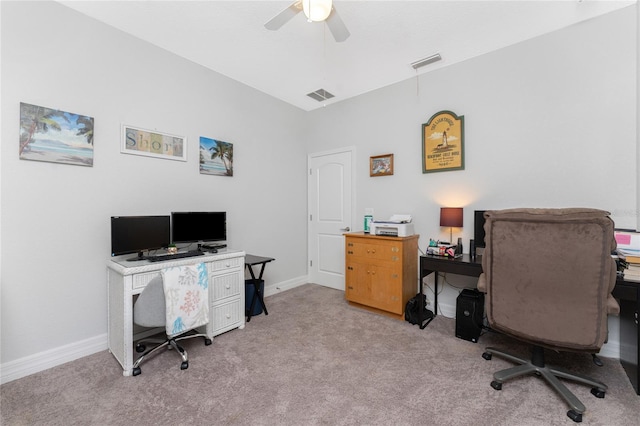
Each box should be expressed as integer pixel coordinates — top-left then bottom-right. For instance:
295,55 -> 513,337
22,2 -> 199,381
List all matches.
477,208 -> 619,423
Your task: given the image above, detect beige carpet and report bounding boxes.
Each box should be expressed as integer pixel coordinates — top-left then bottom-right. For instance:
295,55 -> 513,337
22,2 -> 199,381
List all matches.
2,284 -> 639,425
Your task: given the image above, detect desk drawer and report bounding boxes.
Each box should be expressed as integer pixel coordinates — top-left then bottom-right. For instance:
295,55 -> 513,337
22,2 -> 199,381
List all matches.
132,272 -> 161,290
346,241 -> 402,262
208,257 -> 242,273
211,299 -> 241,333
211,271 -> 242,302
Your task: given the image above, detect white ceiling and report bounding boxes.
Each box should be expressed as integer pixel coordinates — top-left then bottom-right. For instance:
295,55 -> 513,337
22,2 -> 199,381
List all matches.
59,0 -> 635,111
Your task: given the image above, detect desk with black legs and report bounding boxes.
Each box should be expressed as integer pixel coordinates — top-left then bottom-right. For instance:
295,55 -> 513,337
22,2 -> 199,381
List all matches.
244,254 -> 274,322
419,253 -> 640,396
418,254 -> 483,328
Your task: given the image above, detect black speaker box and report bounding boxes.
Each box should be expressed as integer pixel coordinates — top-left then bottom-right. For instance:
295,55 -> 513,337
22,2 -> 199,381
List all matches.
455,289 -> 485,343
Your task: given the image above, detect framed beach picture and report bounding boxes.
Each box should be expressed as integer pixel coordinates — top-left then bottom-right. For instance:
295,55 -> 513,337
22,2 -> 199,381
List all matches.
370,153 -> 394,177
199,137 -> 233,176
19,102 -> 94,167
121,125 -> 186,161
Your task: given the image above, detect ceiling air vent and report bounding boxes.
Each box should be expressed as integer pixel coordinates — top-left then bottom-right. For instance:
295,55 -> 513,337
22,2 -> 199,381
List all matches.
411,53 -> 442,70
307,89 -> 335,102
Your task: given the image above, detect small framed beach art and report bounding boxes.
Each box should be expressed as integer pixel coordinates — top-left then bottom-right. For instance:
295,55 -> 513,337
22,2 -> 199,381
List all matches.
199,137 -> 233,176
121,125 -> 186,161
370,153 -> 394,177
19,102 -> 94,167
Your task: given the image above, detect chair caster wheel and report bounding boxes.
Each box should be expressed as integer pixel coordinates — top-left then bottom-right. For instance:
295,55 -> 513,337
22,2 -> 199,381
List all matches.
181,361 -> 189,370
591,387 -> 605,399
482,352 -> 492,361
205,338 -> 212,346
591,353 -> 604,367
132,367 -> 141,376
136,344 -> 146,353
490,380 -> 502,391
567,409 -> 582,423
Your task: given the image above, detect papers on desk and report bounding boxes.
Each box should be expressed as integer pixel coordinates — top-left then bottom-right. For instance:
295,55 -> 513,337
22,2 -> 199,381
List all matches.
616,229 -> 640,264
614,230 -> 640,280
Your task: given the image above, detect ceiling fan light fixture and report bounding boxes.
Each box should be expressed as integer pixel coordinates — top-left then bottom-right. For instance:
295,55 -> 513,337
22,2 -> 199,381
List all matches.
302,0 -> 333,22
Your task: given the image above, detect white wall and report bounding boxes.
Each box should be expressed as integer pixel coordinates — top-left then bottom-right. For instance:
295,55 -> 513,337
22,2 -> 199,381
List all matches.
1,2 -> 636,381
0,0 -> 309,375
305,7 -> 637,355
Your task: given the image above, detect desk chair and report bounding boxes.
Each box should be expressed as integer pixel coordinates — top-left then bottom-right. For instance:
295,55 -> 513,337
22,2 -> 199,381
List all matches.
477,208 -> 619,423
132,264 -> 212,376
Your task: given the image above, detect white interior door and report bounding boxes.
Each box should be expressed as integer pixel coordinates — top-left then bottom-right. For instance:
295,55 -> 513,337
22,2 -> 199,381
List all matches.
308,148 -> 354,290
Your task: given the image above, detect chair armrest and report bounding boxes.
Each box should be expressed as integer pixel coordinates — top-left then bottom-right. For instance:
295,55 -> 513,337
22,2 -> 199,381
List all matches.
607,295 -> 620,316
477,273 -> 487,293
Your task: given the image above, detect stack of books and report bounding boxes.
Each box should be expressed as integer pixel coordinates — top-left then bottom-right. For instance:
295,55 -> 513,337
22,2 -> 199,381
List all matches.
614,229 -> 640,282
618,248 -> 640,282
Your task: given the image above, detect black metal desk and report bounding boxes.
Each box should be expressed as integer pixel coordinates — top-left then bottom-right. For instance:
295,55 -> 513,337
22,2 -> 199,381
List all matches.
244,254 -> 275,322
419,254 -> 483,328
419,253 -> 640,396
613,276 -> 640,395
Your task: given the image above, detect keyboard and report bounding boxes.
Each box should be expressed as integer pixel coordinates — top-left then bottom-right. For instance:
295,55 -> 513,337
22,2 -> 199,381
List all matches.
147,251 -> 205,262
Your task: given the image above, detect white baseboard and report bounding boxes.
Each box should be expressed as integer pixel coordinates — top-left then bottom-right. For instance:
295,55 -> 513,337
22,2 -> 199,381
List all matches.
4,276 -> 618,385
0,334 -> 108,385
436,301 -> 620,360
264,275 -> 308,297
1,277 -> 309,385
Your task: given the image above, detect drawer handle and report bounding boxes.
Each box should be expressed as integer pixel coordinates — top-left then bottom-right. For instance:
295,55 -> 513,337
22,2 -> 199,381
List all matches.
225,285 -> 231,289
367,249 -> 376,254
226,314 -> 231,319
225,263 -> 231,267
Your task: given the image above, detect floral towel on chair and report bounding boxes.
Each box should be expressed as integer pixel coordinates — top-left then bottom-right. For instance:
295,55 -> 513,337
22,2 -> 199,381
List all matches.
161,263 -> 209,338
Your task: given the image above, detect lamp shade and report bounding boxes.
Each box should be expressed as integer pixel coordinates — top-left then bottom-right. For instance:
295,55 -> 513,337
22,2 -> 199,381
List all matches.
440,207 -> 463,228
302,0 -> 333,22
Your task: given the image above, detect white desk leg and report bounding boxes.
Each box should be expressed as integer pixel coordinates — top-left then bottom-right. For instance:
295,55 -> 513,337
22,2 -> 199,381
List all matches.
107,270 -> 134,376
122,276 -> 134,376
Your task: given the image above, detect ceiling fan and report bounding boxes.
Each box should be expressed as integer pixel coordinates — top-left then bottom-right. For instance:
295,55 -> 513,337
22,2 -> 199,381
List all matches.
265,0 -> 350,42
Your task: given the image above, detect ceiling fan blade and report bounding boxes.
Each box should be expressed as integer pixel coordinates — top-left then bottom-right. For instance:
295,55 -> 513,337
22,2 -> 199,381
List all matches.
265,1 -> 303,31
325,6 -> 350,42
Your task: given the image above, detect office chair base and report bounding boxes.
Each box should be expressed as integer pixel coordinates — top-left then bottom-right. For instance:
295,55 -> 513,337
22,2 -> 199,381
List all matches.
132,331 -> 212,376
483,346 -> 607,423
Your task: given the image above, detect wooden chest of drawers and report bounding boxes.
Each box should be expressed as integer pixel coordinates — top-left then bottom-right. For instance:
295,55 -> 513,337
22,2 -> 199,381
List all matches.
344,232 -> 419,319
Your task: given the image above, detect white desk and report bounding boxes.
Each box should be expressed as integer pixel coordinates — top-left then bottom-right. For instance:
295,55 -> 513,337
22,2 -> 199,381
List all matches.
107,250 -> 245,376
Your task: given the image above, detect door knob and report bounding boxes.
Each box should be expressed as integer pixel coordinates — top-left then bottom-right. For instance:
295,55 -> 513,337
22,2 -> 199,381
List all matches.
340,227 -> 351,232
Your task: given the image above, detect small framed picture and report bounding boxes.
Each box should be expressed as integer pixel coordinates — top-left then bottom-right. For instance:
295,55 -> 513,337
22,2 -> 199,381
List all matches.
121,125 -> 187,162
370,154 -> 394,177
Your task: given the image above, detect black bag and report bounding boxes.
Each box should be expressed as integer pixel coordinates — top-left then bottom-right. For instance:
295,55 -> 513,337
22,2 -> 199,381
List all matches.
405,293 -> 433,325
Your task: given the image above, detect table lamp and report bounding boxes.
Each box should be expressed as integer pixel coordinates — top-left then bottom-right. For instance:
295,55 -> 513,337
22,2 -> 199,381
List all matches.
440,207 -> 463,243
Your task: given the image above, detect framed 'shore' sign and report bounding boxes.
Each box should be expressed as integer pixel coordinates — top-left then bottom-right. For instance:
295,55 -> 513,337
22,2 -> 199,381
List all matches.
422,110 -> 464,173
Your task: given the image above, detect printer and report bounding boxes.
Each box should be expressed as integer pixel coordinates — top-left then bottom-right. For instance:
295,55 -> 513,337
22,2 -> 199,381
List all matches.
370,214 -> 415,237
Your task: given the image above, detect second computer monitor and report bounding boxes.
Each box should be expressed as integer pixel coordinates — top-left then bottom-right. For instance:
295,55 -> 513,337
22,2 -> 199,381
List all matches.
171,211 -> 226,245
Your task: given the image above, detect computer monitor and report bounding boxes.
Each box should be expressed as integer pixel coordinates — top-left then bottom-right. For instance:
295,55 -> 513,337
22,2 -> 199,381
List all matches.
171,212 -> 226,247
474,210 -> 487,248
111,215 -> 171,261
